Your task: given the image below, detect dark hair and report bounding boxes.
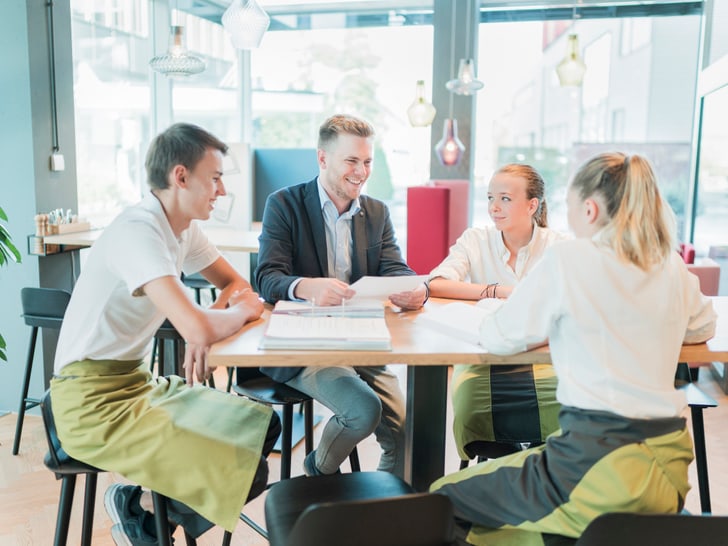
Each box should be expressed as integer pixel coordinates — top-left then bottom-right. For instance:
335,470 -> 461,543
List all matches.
318,114 -> 375,150
570,152 -> 674,270
145,123 -> 228,190
495,164 -> 548,227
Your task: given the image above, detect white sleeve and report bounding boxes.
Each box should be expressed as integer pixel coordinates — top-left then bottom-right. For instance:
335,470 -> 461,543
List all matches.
479,248 -> 564,354
182,222 -> 221,274
428,229 -> 477,281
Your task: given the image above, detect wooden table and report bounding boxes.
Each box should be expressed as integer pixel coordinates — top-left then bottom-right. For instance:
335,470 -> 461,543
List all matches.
209,296 -> 728,491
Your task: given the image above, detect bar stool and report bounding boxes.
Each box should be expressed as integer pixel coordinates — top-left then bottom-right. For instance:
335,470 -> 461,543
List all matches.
40,390 -> 233,546
182,272 -> 217,306
13,287 -> 71,455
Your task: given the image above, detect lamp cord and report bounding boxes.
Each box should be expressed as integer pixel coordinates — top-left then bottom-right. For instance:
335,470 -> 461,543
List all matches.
46,0 -> 59,153
448,0 -> 456,117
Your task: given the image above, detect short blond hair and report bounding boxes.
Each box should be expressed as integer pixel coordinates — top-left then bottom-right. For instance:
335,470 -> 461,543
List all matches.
318,114 -> 375,150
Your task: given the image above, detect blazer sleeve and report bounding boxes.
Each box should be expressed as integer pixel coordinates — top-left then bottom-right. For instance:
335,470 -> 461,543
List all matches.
255,191 -> 300,303
363,199 -> 415,278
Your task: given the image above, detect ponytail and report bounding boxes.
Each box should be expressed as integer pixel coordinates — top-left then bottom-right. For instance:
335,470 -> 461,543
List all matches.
571,153 -> 674,270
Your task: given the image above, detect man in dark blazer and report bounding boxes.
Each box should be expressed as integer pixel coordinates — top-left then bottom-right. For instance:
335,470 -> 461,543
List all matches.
254,114 -> 428,478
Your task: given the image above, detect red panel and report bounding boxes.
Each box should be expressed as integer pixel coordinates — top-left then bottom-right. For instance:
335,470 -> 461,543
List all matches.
432,179 -> 469,247
407,186 -> 451,274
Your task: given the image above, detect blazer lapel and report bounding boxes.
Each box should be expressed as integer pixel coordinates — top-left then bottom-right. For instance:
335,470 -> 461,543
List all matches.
351,207 -> 368,282
303,179 -> 329,276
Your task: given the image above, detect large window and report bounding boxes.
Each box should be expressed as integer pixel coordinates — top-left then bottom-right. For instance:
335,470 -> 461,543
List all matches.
473,14 -> 701,235
71,0 -> 152,227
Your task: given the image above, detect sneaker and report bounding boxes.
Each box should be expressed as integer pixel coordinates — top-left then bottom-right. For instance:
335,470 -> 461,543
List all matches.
104,484 -> 158,546
303,450 -> 340,477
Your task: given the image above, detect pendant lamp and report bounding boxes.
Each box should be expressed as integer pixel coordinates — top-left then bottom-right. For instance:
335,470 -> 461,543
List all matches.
149,25 -> 206,78
435,118 -> 465,167
446,58 -> 484,95
435,0 -> 466,167
556,34 -> 586,87
407,80 -> 437,127
445,1 -> 483,96
222,0 -> 271,50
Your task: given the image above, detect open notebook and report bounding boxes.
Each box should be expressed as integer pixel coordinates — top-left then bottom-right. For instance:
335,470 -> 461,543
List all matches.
416,299 -> 503,346
260,301 -> 392,350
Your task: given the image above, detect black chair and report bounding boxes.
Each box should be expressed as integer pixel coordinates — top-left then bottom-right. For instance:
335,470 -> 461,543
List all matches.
181,272 -> 217,306
40,390 -> 230,546
233,367 -> 361,480
264,471 -> 454,546
575,512 -> 728,545
150,319 -> 186,377
233,367 -> 361,539
13,287 -> 71,455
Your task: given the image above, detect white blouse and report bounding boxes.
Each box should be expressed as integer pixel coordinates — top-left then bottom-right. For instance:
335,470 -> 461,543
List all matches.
478,236 -> 717,419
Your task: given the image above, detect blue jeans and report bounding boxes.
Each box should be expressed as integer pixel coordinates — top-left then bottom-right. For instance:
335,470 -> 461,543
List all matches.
285,365 -> 406,477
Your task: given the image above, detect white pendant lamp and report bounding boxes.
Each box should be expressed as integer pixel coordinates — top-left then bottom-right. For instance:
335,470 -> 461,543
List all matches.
556,34 -> 587,87
446,58 -> 484,95
407,80 -> 437,127
222,0 -> 271,50
149,25 -> 206,78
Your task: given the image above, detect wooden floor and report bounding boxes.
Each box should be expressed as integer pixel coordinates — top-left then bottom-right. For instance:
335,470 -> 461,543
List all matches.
2,365 -> 727,545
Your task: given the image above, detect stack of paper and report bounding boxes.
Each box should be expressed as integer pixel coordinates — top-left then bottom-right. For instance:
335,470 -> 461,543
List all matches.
260,303 -> 392,351
272,299 -> 384,318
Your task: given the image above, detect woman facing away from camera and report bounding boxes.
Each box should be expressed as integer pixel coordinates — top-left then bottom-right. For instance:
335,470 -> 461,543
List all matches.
431,152 -> 716,546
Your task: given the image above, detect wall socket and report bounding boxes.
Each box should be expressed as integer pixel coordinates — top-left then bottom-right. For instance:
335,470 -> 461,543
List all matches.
50,152 -> 65,172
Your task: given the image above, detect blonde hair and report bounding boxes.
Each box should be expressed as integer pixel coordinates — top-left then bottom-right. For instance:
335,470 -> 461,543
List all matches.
570,152 -> 674,270
318,114 -> 375,150
495,164 -> 548,227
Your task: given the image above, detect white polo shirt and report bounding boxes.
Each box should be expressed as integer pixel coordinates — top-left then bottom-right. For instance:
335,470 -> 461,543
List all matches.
54,193 -> 219,373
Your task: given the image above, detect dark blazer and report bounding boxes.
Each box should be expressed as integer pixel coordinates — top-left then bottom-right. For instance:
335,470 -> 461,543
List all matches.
254,177 -> 415,382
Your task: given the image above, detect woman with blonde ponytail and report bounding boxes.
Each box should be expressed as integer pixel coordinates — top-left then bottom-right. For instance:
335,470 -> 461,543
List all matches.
428,164 -> 568,464
431,152 -> 716,546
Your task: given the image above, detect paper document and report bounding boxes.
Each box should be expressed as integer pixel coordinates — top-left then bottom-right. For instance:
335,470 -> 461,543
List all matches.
349,275 -> 429,300
272,298 -> 384,318
259,314 -> 392,351
416,300 -> 503,346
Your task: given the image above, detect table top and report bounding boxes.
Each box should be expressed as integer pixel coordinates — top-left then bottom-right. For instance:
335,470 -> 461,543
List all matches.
209,296 -> 728,367
42,226 -> 261,253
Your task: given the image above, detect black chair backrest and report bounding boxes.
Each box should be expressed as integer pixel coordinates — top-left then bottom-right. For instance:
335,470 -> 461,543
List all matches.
21,287 -> 71,328
287,492 -> 455,546
576,512 -> 728,545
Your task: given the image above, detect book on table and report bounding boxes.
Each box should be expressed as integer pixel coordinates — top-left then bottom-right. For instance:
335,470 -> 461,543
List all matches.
259,300 -> 392,350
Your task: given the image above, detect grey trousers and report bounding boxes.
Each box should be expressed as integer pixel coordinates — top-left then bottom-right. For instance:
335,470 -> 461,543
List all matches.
285,364 -> 406,477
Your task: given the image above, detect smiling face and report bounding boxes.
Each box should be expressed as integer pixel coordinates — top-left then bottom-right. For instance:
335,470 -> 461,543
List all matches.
318,133 -> 373,213
487,172 -> 539,233
179,147 -> 226,221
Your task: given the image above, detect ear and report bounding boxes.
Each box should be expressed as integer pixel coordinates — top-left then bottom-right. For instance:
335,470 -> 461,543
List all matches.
171,164 -> 187,188
584,197 -> 600,225
527,197 -> 539,217
317,149 -> 327,169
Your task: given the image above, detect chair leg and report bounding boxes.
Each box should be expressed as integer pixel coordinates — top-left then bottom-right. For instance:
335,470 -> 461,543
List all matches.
690,405 -> 712,514
459,459 -> 469,470
54,474 -> 77,546
280,405 -> 294,480
158,340 -> 166,377
13,327 -> 38,455
150,337 -> 158,372
80,473 -> 98,546
349,446 -> 361,472
152,492 -> 173,546
222,530 -> 233,546
303,399 -> 314,454
225,368 -> 234,393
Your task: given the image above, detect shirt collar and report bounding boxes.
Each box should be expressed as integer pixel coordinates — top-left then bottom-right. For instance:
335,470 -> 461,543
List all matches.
316,177 -> 361,218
